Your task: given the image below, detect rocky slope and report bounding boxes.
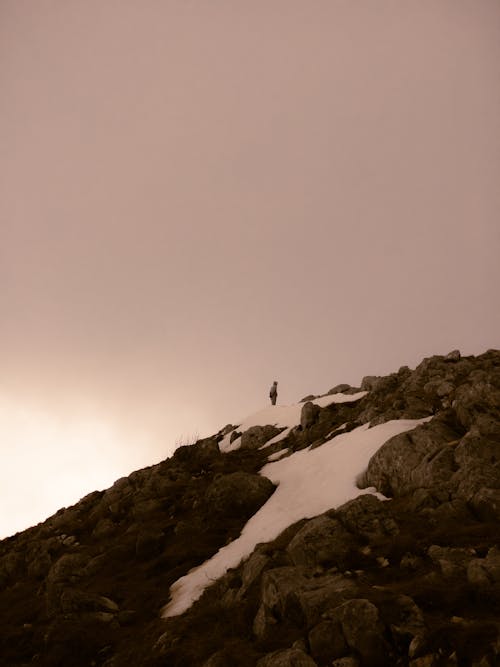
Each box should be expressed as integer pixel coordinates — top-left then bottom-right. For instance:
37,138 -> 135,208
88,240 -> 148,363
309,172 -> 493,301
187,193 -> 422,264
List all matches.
1,350 -> 499,667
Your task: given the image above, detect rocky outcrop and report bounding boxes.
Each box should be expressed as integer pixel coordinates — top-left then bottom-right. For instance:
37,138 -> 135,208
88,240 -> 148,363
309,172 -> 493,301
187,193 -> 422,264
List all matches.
1,350 -> 499,667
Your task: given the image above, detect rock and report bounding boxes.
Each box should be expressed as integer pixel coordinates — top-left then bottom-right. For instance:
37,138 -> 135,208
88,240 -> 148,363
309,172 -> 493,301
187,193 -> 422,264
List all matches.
387,594 -> 425,646
300,402 -> 321,430
467,547 -> 500,587
92,518 -> 116,539
428,545 -> 476,578
360,418 -> 461,497
241,425 -> 282,449
328,384 -> 352,395
206,472 -> 275,517
26,543 -> 52,578
330,599 -> 389,667
436,381 -> 455,398
45,553 -> 88,613
197,437 -> 221,455
336,494 -> 399,541
445,350 -> 461,362
59,589 -> 119,615
240,552 -> 270,596
453,381 -> 500,430
296,574 -> 359,628
229,430 -> 242,443
253,601 -> 279,641
258,567 -> 310,627
0,550 -> 25,585
470,488 -> 500,521
256,648 -> 318,666
287,515 -> 357,569
400,553 -> 424,571
361,376 -> 382,392
308,619 -> 348,662
427,498 -> 473,523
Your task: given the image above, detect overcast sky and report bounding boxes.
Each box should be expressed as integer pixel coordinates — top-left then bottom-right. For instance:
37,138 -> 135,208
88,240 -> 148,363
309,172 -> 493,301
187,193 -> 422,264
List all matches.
1,0 -> 499,537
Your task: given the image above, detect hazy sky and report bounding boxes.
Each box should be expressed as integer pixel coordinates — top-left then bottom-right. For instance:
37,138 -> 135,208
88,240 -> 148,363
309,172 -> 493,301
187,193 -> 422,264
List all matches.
1,1 -> 499,537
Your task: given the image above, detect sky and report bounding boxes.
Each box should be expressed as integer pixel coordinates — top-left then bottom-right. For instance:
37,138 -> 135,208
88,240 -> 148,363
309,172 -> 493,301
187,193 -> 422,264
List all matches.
163,396 -> 430,617
1,1 -> 499,538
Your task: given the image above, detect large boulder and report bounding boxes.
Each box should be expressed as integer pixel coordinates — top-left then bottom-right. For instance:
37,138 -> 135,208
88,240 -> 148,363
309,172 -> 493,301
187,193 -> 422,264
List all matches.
336,494 -> 399,541
359,418 -> 460,497
205,472 -> 275,518
286,515 -> 357,569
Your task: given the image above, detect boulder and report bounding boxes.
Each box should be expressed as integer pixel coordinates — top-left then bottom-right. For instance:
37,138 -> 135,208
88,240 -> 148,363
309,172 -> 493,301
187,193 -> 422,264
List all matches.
467,547 -> 500,587
453,381 -> 500,430
361,376 -> 382,391
427,545 -> 476,578
253,601 -> 279,642
45,553 -> 88,613
295,574 -> 359,628
240,552 -> 271,596
59,589 -> 119,615
287,515 -> 357,569
387,593 -> 425,646
241,425 -> 282,449
336,494 -> 399,541
328,384 -> 352,395
330,599 -> 389,667
360,418 -> 460,497
470,488 -> 500,521
308,619 -> 348,663
205,472 -> 275,517
300,402 -> 321,430
259,567 -> 310,625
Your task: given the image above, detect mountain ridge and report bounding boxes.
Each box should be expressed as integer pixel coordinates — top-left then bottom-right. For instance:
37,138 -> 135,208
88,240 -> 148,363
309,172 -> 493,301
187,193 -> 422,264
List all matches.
1,349 -> 499,666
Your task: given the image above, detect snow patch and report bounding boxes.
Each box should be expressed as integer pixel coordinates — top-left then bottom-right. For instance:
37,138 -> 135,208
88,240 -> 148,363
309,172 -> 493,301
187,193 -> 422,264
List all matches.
218,392 -> 367,453
163,416 -> 429,618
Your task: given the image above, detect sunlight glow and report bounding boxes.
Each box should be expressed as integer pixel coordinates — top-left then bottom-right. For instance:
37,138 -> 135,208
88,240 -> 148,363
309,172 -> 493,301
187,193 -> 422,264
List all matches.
0,398 -> 132,538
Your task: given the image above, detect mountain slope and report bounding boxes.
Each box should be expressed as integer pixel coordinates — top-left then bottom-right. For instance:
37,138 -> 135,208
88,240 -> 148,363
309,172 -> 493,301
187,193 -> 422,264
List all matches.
1,350 -> 499,667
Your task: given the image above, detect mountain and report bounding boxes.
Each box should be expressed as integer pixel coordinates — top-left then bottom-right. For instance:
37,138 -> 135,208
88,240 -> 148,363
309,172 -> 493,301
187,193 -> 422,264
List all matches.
1,350 -> 499,667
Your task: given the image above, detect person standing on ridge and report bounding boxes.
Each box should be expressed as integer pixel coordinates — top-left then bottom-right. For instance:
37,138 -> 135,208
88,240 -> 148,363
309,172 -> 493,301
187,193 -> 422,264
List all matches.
270,381 -> 278,406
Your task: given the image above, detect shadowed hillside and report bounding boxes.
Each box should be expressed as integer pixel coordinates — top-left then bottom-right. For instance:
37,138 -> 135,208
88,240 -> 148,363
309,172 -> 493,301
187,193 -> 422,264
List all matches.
1,350 -> 499,666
